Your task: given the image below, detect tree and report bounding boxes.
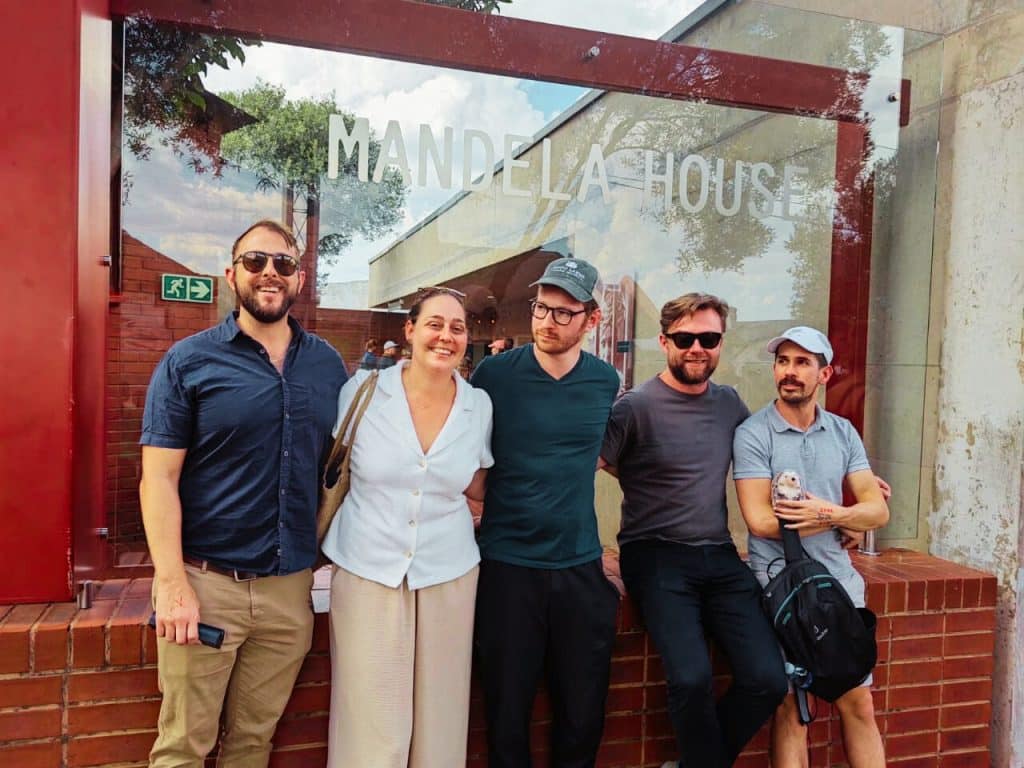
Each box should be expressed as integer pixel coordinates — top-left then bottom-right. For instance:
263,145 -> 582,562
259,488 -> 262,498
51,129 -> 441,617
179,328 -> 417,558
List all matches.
121,2 -> 508,169
218,82 -> 406,285
121,16 -> 255,170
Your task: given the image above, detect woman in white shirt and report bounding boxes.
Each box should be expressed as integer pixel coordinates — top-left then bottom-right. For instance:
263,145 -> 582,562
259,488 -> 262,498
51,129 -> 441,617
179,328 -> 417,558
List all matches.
321,286 -> 493,768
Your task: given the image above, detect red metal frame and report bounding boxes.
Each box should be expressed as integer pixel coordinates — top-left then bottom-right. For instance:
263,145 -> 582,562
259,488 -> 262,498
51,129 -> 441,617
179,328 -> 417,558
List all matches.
0,0 -> 111,603
827,122 -> 873,432
111,0 -> 868,123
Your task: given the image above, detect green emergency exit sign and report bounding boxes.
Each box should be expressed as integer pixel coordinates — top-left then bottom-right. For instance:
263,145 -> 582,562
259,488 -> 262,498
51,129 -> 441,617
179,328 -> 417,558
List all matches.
161,274 -> 214,304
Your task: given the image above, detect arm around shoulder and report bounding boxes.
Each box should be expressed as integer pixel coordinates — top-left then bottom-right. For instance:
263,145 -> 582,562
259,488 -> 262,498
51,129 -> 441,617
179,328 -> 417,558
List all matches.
836,469 -> 890,531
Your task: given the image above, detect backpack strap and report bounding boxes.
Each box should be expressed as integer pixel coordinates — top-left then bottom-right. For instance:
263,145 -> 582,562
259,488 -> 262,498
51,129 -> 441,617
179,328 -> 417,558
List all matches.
765,417 -> 806,564
779,519 -> 804,563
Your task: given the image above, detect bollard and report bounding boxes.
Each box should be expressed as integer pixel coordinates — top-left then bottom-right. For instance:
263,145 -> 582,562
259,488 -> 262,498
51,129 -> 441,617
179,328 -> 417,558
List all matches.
77,580 -> 96,609
860,529 -> 881,556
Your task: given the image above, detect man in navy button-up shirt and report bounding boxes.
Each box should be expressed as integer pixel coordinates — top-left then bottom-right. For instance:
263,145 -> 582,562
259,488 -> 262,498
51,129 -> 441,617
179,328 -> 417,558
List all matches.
140,220 -> 347,767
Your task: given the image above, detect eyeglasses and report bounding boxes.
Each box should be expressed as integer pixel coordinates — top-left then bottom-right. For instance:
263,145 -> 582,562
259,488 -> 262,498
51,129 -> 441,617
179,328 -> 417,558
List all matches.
665,331 -> 723,349
233,251 -> 301,277
530,300 -> 587,326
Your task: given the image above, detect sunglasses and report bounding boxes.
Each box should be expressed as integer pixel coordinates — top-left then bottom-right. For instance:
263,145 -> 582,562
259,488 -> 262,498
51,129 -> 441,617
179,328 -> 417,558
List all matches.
665,331 -> 723,349
417,285 -> 467,302
233,251 -> 301,277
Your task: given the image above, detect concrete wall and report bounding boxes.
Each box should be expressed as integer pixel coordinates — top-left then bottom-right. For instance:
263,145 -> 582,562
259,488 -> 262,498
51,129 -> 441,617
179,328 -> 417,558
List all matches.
762,0 -> 1024,763
928,4 -> 1024,764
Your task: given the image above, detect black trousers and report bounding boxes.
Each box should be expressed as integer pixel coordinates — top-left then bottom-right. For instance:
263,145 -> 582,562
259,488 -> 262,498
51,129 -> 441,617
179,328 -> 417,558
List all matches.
475,557 -> 620,768
620,540 -> 788,768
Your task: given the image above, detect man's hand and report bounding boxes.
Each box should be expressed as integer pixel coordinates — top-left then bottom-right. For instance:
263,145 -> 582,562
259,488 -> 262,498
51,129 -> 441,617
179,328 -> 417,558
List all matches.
153,577 -> 201,646
838,528 -> 865,550
875,475 -> 892,500
773,491 -> 843,531
467,498 -> 484,530
602,548 -> 625,598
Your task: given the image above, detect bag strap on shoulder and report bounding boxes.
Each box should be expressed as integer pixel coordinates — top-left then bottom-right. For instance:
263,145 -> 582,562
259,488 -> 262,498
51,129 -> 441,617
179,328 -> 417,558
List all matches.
780,520 -> 804,564
325,371 -> 379,472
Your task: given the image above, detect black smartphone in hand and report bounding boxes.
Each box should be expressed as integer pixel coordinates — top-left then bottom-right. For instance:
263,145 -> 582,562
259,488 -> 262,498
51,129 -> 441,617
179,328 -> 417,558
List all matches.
147,612 -> 225,649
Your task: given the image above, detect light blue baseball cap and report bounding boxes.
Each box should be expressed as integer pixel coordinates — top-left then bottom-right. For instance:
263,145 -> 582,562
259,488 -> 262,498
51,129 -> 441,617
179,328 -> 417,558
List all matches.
766,326 -> 834,364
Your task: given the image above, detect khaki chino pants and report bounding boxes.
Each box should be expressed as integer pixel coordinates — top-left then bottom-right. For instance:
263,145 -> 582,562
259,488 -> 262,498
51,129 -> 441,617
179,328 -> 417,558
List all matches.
150,564 -> 314,768
327,565 -> 479,768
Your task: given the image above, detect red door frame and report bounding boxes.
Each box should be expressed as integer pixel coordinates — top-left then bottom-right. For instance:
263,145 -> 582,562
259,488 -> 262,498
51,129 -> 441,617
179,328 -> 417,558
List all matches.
109,0 -> 880,430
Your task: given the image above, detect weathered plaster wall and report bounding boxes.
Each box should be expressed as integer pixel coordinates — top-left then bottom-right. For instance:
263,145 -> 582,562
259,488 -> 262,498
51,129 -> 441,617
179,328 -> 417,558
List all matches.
930,43 -> 1024,768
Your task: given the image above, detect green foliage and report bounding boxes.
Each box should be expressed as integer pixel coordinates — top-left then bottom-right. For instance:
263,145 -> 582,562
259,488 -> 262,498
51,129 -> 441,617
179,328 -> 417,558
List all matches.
219,82 -> 406,273
122,17 -> 254,167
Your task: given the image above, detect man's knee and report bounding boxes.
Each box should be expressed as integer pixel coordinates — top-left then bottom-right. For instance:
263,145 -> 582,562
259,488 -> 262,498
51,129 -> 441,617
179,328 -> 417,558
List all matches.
733,651 -> 788,705
664,663 -> 713,705
836,685 -> 877,724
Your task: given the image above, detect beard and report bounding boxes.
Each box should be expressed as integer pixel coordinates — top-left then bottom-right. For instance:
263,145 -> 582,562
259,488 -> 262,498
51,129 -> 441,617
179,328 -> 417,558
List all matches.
235,278 -> 297,324
533,323 -> 587,355
668,355 -> 717,386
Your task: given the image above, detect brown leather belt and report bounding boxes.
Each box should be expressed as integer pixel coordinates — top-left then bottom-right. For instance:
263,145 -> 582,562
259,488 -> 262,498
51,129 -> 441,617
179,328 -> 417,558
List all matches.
183,555 -> 264,582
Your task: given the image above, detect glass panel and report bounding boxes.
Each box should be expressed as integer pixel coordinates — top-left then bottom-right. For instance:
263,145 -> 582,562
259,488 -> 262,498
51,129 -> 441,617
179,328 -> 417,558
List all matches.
497,0 -> 708,39
671,2 -> 944,543
109,2 -> 940,561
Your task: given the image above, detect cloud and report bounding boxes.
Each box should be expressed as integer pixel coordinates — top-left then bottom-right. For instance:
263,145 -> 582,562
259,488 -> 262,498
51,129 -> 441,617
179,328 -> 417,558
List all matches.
503,0 -> 701,39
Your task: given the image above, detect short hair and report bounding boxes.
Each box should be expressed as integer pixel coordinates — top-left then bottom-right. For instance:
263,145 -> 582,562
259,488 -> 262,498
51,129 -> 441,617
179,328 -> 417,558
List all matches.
660,293 -> 730,334
231,219 -> 298,258
364,338 -> 379,352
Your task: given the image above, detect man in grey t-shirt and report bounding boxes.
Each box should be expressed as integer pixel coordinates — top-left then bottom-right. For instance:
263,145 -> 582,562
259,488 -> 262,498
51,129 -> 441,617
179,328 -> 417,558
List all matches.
733,326 -> 888,768
600,294 -> 787,768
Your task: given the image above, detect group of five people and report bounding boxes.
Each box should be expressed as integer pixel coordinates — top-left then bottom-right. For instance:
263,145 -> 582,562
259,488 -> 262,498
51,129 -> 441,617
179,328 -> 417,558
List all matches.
141,218 -> 888,768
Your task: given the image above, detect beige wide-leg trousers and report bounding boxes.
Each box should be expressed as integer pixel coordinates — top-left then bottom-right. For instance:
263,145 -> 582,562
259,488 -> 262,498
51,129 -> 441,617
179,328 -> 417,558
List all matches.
327,565 -> 479,768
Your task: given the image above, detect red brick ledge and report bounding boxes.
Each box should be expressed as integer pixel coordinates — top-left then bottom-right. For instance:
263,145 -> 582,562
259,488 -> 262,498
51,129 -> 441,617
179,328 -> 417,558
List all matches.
0,550 -> 997,768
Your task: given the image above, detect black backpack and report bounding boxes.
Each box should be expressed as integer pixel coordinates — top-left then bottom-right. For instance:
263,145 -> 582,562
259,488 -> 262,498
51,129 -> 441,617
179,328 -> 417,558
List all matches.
762,523 -> 877,704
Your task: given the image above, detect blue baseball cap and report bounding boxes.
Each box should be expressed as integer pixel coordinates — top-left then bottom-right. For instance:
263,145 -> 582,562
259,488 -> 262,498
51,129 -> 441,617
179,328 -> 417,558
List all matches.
766,326 -> 834,364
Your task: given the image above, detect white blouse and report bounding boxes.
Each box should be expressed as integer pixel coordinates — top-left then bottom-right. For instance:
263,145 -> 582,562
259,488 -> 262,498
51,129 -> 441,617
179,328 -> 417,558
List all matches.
320,362 -> 494,589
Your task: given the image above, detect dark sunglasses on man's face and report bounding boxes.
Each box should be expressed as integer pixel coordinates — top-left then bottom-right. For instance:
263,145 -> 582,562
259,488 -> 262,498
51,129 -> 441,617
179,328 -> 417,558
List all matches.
233,251 -> 300,277
666,331 -> 723,350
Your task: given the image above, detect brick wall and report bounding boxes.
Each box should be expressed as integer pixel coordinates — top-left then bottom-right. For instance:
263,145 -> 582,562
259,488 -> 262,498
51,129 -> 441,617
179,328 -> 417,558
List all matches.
314,309 -> 407,375
106,235 -> 222,544
106,235 -> 394,547
0,551 -> 996,767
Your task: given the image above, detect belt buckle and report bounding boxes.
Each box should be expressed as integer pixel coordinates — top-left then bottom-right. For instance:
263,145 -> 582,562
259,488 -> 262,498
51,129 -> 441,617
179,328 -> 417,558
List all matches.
232,569 -> 259,582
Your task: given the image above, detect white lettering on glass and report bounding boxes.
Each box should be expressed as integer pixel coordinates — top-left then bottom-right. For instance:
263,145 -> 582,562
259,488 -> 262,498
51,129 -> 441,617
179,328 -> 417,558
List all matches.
502,135 -> 532,198
373,120 -> 411,185
577,144 -> 611,204
326,114 -> 819,221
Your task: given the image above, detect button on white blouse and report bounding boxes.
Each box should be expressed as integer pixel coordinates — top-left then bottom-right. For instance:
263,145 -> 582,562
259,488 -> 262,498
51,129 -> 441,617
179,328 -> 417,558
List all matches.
320,363 -> 493,589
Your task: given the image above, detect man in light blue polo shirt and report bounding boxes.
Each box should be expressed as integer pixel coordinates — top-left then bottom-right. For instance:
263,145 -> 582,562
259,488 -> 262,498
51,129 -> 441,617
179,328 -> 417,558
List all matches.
733,326 -> 889,768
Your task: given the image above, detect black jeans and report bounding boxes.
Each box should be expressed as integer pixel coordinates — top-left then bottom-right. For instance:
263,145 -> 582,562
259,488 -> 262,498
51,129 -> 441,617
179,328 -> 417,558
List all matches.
620,540 -> 787,768
475,558 -> 620,768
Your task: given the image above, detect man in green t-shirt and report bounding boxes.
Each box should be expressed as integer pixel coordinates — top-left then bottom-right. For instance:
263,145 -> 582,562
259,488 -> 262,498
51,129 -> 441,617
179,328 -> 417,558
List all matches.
471,257 -> 620,768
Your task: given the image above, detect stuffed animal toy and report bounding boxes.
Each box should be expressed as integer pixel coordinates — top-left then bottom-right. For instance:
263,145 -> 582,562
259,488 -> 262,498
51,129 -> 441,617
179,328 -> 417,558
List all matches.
771,470 -> 805,504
